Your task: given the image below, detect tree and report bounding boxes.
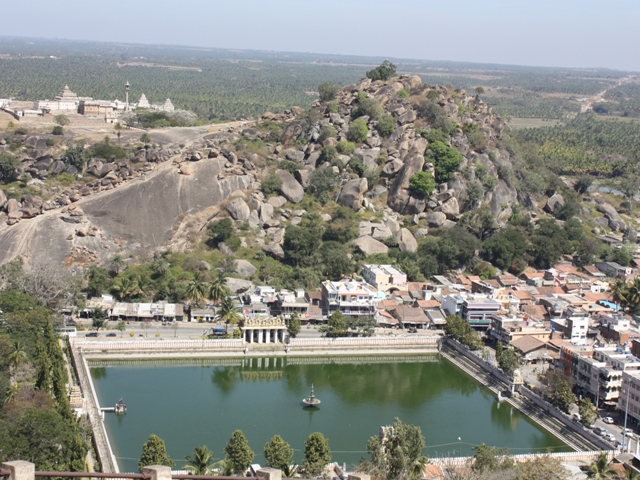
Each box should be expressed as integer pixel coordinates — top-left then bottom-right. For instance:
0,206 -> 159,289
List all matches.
516,455 -> 570,480
471,443 -> 512,473
209,271 -> 229,304
208,218 -> 235,247
409,172 -> 436,198
186,272 -> 209,305
110,254 -> 125,275
0,152 -> 20,182
586,452 -> 616,479
183,445 -> 216,475
218,296 -> 241,324
481,228 -> 529,272
114,122 -> 123,143
54,114 -> 70,126
287,312 -> 301,338
365,418 -> 428,480
579,398 -> 597,427
261,173 -> 283,196
86,265 -> 110,298
574,175 -> 593,194
91,307 -> 109,335
152,258 -> 170,277
617,174 -> 640,214
309,168 -> 339,203
138,434 -> 175,471
7,340 -> 28,381
547,374 -> 575,414
116,320 -> 126,337
318,82 -> 340,102
264,435 -> 294,472
304,432 -> 331,476
425,141 -> 463,183
224,430 -> 254,475
140,132 -> 151,144
497,346 -> 520,377
375,114 -> 396,138
52,126 -> 64,135
353,93 -> 383,120
474,86 -> 485,99
347,119 -> 368,143
320,311 -> 348,337
319,241 -> 353,280
366,60 -> 397,81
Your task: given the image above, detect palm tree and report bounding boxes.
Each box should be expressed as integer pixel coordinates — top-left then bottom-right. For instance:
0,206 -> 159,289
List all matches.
587,452 -> 617,479
183,446 -> 216,475
7,340 -> 28,386
186,273 -> 209,306
627,277 -> 640,311
209,271 -> 229,305
152,258 -> 170,277
111,255 -> 125,275
408,454 -> 430,480
218,296 -> 241,325
624,469 -> 640,480
611,279 -> 629,311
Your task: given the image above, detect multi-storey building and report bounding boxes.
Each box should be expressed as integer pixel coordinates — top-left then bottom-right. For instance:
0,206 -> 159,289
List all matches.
321,280 -> 377,318
361,264 -> 407,292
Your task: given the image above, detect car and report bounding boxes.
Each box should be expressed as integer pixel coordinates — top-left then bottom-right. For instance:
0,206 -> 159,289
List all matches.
605,433 -> 616,442
622,428 -> 634,436
573,413 -> 581,422
603,416 -> 615,424
106,333 -> 117,337
86,332 -> 98,337
594,427 -> 607,436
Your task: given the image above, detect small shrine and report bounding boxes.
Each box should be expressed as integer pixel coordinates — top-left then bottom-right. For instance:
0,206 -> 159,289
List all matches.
242,316 -> 287,343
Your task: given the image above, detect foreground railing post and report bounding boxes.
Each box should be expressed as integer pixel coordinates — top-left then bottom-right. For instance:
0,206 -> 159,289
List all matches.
2,461 -> 34,480
141,466 -> 171,480
256,468 -> 282,480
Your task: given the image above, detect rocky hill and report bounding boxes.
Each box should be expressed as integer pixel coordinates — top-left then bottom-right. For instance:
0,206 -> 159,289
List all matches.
0,74 -> 567,269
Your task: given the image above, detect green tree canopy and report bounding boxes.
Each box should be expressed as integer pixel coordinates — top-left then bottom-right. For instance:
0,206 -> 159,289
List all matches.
409,172 -> 436,198
318,82 -> 340,102
304,432 -> 331,476
264,434 -> 294,472
347,119 -> 368,143
138,434 -> 175,471
425,141 -> 463,183
366,60 -> 397,81
365,418 -> 428,480
224,430 -> 254,475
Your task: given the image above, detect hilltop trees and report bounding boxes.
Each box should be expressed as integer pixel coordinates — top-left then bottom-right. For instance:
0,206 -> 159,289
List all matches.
264,435 -> 294,473
366,60 -> 397,81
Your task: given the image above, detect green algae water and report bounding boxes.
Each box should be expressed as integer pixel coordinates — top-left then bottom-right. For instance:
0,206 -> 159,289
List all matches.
90,355 -> 569,472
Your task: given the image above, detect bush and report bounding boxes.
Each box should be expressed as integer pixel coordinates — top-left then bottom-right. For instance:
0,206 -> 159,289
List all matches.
366,60 -> 397,81
398,88 -> 409,99
426,140 -> 463,183
574,175 -> 593,194
336,140 -> 355,155
52,126 -> 64,135
347,120 -> 368,143
54,114 -> 70,126
474,163 -> 488,180
353,93 -> 383,120
309,168 -> 339,202
45,138 -> 55,147
319,146 -> 338,164
349,158 -> 366,177
208,218 -> 234,246
261,173 -> 283,196
318,82 -> 340,102
466,181 -> 483,204
420,128 -> 449,144
375,114 -> 395,138
409,172 -> 436,198
483,175 -> 498,190
91,141 -> 127,159
0,152 -> 20,182
426,89 -> 439,100
318,125 -> 337,143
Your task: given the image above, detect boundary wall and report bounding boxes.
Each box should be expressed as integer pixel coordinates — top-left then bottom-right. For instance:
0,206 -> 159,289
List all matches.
430,449 -> 616,467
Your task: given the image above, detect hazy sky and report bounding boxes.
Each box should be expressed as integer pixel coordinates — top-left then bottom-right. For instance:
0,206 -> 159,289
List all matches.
5,0 -> 640,71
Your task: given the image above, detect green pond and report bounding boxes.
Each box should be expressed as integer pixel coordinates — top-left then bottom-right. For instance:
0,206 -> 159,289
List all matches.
90,355 -> 570,472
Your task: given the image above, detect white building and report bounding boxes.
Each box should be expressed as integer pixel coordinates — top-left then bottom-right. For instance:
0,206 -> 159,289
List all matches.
321,280 -> 377,317
361,264 -> 407,292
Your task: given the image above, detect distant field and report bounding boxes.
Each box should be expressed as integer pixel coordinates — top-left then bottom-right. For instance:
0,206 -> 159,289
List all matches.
507,117 -> 562,129
595,115 -> 640,123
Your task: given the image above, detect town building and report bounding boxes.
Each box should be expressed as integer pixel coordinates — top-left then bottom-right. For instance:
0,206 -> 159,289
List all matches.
108,301 -> 184,322
441,293 -> 501,329
321,280 -> 377,318
595,262 -> 632,279
361,264 -> 407,292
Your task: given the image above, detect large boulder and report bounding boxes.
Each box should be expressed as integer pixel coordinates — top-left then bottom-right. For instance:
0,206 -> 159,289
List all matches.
353,236 -> 389,256
545,193 -> 565,214
353,148 -> 381,170
235,259 -> 257,278
398,228 -> 418,253
337,178 -> 368,210
284,148 -> 305,162
597,203 -> 627,231
5,198 -> 20,214
226,198 -> 250,222
262,242 -> 285,259
0,189 -> 7,210
387,153 -> 425,214
425,212 -> 447,228
267,196 -> 287,208
276,170 -> 304,203
259,203 -> 274,223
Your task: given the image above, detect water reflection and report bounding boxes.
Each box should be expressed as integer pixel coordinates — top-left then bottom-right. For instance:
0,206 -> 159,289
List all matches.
91,367 -> 107,380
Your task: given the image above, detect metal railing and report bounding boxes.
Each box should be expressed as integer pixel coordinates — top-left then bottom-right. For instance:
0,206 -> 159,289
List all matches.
0,470 -> 265,480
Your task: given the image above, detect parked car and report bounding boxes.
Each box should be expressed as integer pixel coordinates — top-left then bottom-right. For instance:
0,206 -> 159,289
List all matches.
594,427 -> 607,436
106,333 -> 117,337
622,428 -> 634,436
86,332 -> 98,337
602,416 -> 615,424
573,413 -> 581,422
605,433 -> 616,442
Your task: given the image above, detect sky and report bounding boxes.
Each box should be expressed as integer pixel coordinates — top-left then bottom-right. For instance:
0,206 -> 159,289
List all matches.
5,0 -> 640,71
